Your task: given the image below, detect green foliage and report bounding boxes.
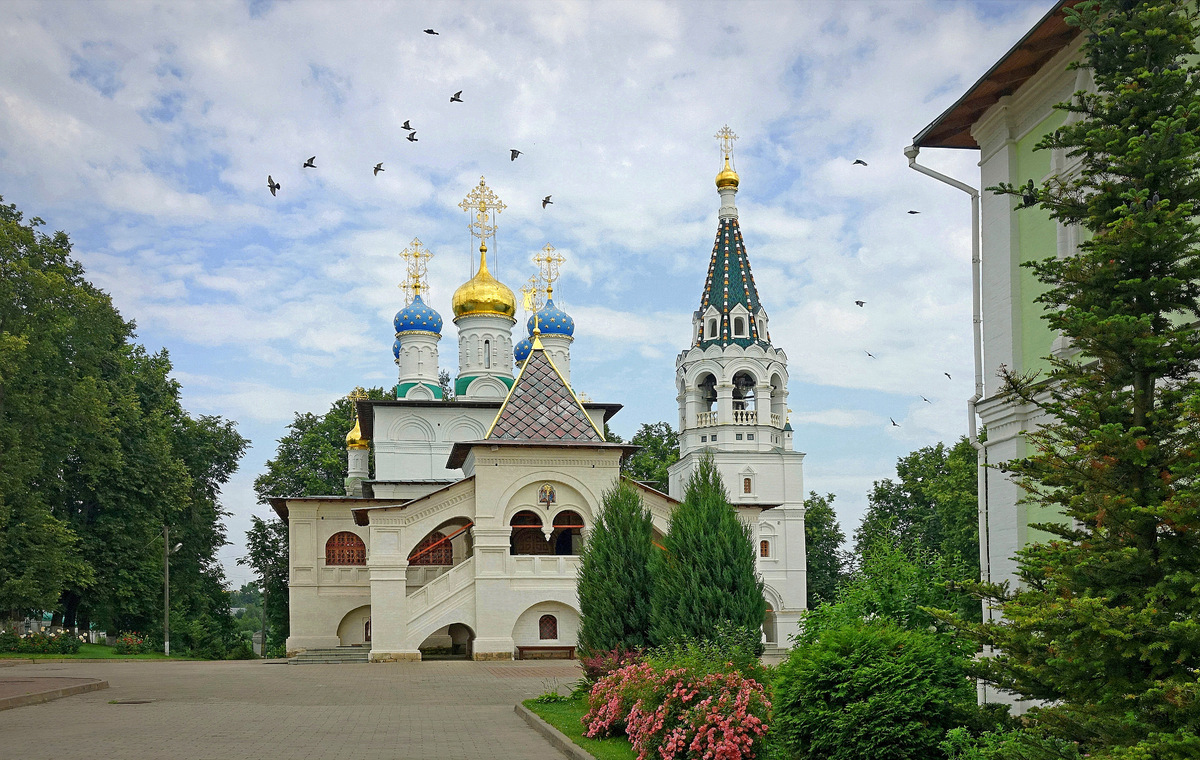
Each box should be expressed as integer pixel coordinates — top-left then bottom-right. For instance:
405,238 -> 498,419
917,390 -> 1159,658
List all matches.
224,639 -> 256,660
0,629 -> 83,654
239,516 -> 289,650
621,422 -> 679,493
802,491 -> 847,607
970,2 -> 1200,757
643,621 -> 766,682
650,454 -> 765,645
773,620 -> 978,760
577,480 -> 654,655
0,196 -> 247,657
855,437 -> 979,579
252,387 -> 390,502
531,689 -> 571,704
114,632 -> 148,655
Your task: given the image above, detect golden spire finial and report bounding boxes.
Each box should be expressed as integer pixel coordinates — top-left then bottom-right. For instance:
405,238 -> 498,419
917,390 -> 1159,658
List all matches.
346,387 -> 370,449
521,275 -> 545,314
715,125 -> 739,161
534,243 -> 565,298
458,176 -> 506,249
398,238 -> 433,304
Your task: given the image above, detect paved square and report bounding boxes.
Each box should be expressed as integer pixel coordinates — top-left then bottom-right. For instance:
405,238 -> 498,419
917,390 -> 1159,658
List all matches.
1,659 -> 582,759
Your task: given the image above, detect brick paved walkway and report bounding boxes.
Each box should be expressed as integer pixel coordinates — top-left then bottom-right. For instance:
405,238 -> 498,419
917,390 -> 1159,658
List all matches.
0,659 -> 582,759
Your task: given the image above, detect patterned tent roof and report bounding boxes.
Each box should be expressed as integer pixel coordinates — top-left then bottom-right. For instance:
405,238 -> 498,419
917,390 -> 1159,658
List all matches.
487,344 -> 603,441
695,216 -> 768,349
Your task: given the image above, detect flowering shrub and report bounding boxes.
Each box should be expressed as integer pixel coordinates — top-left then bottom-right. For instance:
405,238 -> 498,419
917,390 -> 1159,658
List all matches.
579,647 -> 644,683
114,631 -> 147,655
583,661 -> 771,760
0,629 -> 84,654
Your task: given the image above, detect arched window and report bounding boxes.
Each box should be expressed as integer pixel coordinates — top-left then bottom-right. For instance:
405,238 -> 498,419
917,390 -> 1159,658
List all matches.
707,319 -> 717,338
552,510 -> 584,555
408,530 -> 452,566
734,316 -> 746,336
697,373 -> 717,412
743,477 -> 753,494
484,339 -> 491,369
732,371 -> 757,411
760,540 -> 770,558
758,319 -> 765,337
326,532 -> 366,566
510,511 -> 549,555
539,614 -> 558,640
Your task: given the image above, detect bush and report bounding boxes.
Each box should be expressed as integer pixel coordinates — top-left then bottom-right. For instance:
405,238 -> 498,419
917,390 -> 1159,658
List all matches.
579,647 -> 644,683
114,631 -> 147,655
0,629 -> 83,654
773,620 -> 976,760
645,622 -> 765,682
225,639 -> 256,660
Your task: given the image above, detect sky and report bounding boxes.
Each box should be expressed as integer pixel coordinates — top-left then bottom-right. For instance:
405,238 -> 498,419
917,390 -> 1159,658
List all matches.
0,0 -> 1054,588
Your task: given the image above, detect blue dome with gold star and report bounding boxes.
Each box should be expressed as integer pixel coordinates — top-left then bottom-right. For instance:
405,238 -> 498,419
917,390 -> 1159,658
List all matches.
526,299 -> 574,337
392,338 -> 401,358
394,295 -> 443,335
514,337 -> 533,365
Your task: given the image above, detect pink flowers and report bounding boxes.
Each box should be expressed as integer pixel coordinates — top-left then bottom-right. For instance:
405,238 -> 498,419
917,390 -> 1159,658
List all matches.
582,661 -> 770,760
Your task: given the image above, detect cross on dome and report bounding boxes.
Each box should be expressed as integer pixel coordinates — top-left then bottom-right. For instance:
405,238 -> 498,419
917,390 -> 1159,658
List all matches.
534,243 -> 565,297
458,176 -> 506,247
715,124 -> 739,160
398,237 -> 433,303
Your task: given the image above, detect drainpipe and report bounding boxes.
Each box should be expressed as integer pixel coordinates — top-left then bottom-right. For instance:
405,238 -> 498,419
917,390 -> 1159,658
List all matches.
905,143 -> 991,702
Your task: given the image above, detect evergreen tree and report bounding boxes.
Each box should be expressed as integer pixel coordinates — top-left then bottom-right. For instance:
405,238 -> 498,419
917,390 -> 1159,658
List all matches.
576,479 -> 654,654
650,454 -> 765,645
968,2 -> 1200,755
802,492 -> 846,608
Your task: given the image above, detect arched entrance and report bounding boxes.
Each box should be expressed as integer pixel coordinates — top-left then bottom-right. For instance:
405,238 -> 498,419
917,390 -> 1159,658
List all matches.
418,623 -> 475,660
337,605 -> 372,647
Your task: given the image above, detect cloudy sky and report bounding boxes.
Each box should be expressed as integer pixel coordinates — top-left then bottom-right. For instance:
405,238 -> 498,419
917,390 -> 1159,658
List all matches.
1,0 -> 1052,587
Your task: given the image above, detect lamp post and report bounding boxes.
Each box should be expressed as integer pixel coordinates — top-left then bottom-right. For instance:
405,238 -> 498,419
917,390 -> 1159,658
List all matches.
162,526 -> 182,657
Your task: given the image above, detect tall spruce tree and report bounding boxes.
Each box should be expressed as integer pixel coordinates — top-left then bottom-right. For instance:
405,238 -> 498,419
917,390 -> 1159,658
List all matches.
970,1 -> 1200,756
650,454 -> 765,645
576,479 -> 654,654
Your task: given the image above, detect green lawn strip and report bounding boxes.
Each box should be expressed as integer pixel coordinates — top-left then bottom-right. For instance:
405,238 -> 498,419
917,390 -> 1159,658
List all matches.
0,643 -> 185,660
523,696 -> 637,760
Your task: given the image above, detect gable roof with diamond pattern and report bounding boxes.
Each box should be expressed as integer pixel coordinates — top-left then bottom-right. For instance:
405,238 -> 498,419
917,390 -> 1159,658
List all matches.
486,341 -> 604,441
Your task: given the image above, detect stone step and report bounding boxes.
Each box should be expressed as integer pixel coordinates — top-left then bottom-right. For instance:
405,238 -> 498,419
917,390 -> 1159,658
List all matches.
288,647 -> 370,665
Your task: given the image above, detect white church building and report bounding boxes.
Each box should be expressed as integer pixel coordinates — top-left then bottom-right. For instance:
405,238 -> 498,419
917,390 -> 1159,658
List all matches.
271,136 -> 808,661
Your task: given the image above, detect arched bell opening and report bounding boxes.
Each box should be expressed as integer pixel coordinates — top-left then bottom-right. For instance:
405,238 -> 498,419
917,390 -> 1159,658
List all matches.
697,372 -> 717,412
510,510 -> 550,555
551,510 -> 584,555
732,370 -> 758,412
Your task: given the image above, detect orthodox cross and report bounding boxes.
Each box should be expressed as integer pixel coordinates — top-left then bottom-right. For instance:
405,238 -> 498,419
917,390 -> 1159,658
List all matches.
715,124 -> 739,160
398,237 -> 432,305
458,176 -> 506,248
521,274 -> 545,315
534,243 -> 565,298
347,387 -> 369,420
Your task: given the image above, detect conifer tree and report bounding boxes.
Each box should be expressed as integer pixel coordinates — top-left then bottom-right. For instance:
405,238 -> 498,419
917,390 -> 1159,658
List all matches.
650,454 -> 765,645
576,479 -> 654,654
969,1 -> 1200,755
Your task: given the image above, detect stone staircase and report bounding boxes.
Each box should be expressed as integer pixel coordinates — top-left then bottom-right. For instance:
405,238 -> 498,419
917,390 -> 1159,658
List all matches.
289,646 -> 370,665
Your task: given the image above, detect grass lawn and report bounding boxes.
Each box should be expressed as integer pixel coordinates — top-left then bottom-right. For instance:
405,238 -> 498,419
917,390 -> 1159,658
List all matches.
524,696 -> 637,760
0,642 -> 183,660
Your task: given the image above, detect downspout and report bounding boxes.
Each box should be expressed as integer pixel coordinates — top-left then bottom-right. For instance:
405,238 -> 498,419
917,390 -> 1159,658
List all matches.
905,144 -> 991,702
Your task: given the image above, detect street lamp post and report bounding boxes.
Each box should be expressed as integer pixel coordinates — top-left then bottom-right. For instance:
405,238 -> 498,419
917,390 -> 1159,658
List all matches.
162,526 -> 181,657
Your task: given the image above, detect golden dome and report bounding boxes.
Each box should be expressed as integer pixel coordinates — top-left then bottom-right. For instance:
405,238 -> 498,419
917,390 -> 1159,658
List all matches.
346,417 -> 370,450
715,155 -> 740,189
452,242 -> 516,318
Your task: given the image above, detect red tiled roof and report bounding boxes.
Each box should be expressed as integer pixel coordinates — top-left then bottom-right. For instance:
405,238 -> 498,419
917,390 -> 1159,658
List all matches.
488,345 -> 603,442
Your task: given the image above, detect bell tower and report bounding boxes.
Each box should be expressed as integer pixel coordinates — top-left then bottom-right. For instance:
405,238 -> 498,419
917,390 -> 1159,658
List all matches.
666,126 -> 808,648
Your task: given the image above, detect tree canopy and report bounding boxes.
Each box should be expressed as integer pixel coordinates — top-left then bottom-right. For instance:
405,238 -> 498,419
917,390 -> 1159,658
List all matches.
621,421 -> 679,494
802,492 -> 846,608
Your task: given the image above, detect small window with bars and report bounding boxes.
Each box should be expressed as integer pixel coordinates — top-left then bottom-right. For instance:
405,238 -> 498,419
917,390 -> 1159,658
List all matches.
539,614 -> 558,640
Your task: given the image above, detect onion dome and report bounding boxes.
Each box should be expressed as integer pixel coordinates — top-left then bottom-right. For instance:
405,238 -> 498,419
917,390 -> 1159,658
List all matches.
514,337 -> 533,364
392,338 -> 401,359
393,294 -> 443,334
715,155 -> 739,189
452,242 -> 516,318
346,417 -> 370,450
526,299 -> 575,337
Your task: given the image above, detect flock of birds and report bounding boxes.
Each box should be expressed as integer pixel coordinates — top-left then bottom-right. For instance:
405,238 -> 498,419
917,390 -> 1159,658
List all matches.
264,28 -> 552,210
265,32 -> 948,433
848,158 -> 950,429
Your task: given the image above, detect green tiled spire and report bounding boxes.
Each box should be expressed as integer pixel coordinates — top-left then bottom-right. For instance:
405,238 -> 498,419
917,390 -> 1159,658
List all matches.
695,216 -> 768,349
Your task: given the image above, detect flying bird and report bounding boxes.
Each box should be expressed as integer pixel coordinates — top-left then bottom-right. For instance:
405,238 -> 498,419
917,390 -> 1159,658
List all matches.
854,300 -> 865,307
890,417 -> 900,427
303,156 -> 316,168
407,132 -> 418,142
450,90 -> 463,103
852,159 -> 868,166
423,28 -> 438,35
944,372 -> 952,380
267,175 -> 280,196
865,350 -> 876,358
907,209 -> 920,214
373,162 -> 384,176
542,195 -> 553,208
401,120 -> 413,131
921,395 -> 931,404
510,149 -> 522,161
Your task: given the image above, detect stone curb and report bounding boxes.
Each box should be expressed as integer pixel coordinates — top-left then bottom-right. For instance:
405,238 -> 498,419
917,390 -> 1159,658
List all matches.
0,679 -> 109,711
514,703 -> 596,760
